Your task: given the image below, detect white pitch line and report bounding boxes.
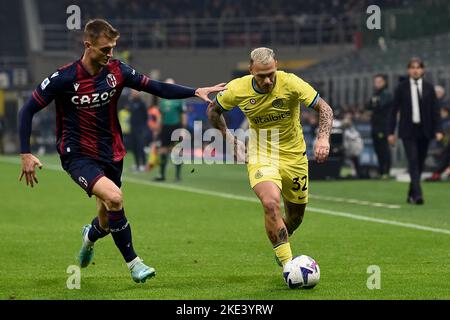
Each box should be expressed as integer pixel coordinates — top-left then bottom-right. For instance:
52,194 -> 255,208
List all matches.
3,157 -> 450,235
309,194 -> 401,209
4,157 -> 400,209
123,177 -> 450,235
307,207 -> 450,235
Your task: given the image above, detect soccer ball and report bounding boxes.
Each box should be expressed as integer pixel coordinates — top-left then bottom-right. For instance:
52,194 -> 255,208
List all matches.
283,255 -> 320,289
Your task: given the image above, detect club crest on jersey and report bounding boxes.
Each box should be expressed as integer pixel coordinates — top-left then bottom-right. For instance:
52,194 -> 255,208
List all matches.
40,78 -> 50,90
255,170 -> 263,179
272,98 -> 284,109
106,74 -> 117,88
78,176 -> 88,189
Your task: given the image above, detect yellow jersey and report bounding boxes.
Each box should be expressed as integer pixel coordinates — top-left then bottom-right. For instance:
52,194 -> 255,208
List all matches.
215,70 -> 319,164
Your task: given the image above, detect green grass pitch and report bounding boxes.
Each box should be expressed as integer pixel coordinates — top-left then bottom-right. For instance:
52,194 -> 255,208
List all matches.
1,154 -> 449,300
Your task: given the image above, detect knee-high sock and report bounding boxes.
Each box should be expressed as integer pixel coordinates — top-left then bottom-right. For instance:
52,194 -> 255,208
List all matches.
273,242 -> 292,267
86,216 -> 110,244
108,209 -> 137,263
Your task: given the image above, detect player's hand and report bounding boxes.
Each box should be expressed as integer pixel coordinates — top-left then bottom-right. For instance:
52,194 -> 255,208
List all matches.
195,83 -> 227,104
436,132 -> 444,141
314,137 -> 330,163
19,153 -> 43,188
234,138 -> 247,164
388,134 -> 396,146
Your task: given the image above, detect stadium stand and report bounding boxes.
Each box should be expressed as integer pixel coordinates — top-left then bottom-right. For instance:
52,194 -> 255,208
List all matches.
2,0 -> 450,178
0,1 -> 27,57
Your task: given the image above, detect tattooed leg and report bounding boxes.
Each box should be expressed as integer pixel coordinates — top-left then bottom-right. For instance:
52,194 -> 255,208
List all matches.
253,181 -> 287,246
282,198 -> 306,236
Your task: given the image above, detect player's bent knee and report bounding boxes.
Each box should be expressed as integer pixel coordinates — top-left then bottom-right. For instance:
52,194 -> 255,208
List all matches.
104,190 -> 123,210
261,198 -> 280,214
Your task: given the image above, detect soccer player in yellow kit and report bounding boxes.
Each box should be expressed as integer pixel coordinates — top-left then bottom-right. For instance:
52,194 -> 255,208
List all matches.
207,48 -> 333,268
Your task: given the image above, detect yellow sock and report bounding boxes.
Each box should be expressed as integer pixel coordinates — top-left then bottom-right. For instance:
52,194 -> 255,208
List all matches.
273,242 -> 292,267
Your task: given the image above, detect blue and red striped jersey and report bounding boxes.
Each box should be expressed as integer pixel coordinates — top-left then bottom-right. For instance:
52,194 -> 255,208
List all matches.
31,59 -> 154,162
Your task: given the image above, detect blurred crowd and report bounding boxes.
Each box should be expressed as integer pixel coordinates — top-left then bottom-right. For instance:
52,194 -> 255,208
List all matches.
302,75 -> 450,181
24,70 -> 450,182
50,0 -> 416,21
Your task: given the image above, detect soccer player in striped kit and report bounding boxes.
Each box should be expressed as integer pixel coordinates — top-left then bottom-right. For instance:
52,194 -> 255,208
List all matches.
18,19 -> 225,283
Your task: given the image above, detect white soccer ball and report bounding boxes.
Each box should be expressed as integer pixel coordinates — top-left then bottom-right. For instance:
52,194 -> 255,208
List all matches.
283,255 -> 320,289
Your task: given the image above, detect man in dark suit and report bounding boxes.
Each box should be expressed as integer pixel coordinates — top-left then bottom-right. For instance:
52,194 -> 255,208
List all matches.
388,58 -> 444,204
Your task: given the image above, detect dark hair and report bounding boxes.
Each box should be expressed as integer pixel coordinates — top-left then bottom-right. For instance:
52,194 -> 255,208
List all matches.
84,19 -> 120,43
408,57 -> 424,69
374,73 -> 387,81
373,74 -> 388,88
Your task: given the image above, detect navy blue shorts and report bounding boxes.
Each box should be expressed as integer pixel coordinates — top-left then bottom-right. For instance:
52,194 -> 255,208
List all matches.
60,155 -> 123,197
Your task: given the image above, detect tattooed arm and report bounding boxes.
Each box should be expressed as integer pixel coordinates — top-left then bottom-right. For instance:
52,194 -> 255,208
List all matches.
312,97 -> 334,163
207,101 -> 246,161
207,101 -> 232,141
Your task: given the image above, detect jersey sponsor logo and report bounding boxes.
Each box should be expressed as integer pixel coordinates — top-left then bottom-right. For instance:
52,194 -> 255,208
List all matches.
272,98 -> 284,109
40,78 -> 50,90
250,110 -> 291,125
71,89 -> 117,108
73,83 -> 80,91
106,73 -> 117,88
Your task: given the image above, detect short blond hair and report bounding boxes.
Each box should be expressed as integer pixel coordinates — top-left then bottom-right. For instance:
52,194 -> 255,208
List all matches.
250,47 -> 276,65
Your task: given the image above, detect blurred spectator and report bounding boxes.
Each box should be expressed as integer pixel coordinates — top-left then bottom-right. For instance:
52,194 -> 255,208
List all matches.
33,108 -> 54,155
129,89 -> 149,172
118,105 -> 131,150
367,74 -> 393,179
147,104 -> 162,142
342,113 -> 364,178
426,105 -> 450,181
434,85 -> 446,106
146,105 -> 161,171
0,116 -> 4,154
155,78 -> 186,182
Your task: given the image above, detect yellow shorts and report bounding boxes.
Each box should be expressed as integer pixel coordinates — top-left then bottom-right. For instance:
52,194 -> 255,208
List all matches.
248,158 -> 309,204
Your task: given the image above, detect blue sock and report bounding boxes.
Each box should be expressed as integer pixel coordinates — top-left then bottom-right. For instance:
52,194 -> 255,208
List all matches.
108,208 -> 138,263
87,216 -> 110,243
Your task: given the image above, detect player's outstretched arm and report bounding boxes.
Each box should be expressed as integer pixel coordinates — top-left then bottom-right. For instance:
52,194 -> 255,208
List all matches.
139,79 -> 226,103
312,97 -> 333,163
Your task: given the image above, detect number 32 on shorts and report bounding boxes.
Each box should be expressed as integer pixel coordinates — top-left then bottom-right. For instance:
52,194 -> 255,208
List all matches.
292,176 -> 307,192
